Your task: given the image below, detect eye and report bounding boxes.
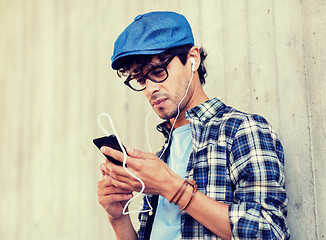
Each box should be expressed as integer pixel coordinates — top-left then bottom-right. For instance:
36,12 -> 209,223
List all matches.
136,78 -> 146,86
149,68 -> 165,78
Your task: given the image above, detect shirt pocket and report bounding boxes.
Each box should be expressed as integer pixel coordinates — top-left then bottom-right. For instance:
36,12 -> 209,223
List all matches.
190,146 -> 209,194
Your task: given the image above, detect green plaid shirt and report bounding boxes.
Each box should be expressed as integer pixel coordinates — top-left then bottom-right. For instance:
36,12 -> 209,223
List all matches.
137,98 -> 290,239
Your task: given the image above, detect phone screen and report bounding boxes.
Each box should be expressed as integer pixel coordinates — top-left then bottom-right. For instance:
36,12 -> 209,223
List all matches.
93,135 -> 126,166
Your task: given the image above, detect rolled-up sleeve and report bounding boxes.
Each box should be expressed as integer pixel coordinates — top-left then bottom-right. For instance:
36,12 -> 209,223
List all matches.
228,115 -> 290,239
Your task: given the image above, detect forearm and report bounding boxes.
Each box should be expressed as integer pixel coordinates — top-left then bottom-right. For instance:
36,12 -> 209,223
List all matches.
108,214 -> 137,240
181,190 -> 231,239
163,177 -> 232,240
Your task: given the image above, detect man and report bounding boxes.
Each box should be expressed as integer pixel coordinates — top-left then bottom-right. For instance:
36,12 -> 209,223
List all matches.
97,11 -> 290,239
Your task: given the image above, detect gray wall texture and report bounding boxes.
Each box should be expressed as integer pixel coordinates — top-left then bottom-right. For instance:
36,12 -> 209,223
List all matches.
0,0 -> 325,239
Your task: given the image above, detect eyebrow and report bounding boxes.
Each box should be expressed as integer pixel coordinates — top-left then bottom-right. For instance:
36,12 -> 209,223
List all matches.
147,61 -> 163,69
129,56 -> 172,78
147,57 -> 171,69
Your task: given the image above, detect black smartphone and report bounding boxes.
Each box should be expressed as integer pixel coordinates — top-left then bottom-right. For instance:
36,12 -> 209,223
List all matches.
93,135 -> 126,166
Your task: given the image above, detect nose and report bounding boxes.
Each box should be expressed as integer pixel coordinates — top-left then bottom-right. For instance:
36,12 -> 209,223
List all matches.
145,79 -> 160,96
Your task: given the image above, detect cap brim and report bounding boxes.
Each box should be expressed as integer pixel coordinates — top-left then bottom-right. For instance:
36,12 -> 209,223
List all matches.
111,49 -> 167,70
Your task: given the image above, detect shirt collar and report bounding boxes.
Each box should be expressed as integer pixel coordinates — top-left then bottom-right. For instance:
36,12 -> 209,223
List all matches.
185,97 -> 226,124
156,120 -> 171,139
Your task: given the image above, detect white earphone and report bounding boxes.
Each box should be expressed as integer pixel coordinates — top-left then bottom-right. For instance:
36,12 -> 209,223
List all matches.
190,58 -> 195,72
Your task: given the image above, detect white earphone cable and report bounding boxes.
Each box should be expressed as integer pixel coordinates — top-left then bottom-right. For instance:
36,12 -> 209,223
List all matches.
97,113 -> 153,215
145,110 -> 153,153
157,67 -> 194,159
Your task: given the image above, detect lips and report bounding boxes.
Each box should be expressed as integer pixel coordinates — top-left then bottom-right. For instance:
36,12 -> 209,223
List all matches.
152,98 -> 167,107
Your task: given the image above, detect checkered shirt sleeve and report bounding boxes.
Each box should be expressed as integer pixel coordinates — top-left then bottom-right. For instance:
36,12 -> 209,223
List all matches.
227,113 -> 289,239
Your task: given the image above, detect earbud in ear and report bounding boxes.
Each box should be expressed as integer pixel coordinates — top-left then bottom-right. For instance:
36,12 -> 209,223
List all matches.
190,58 -> 195,72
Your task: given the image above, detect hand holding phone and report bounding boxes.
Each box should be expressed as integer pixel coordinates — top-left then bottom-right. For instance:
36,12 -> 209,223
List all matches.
93,135 -> 126,166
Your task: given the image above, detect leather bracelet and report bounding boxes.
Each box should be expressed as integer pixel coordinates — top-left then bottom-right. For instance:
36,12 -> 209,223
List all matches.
174,180 -> 188,205
180,179 -> 198,211
169,180 -> 187,203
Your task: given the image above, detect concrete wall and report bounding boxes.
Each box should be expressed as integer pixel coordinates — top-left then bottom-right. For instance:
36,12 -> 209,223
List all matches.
0,0 -> 325,239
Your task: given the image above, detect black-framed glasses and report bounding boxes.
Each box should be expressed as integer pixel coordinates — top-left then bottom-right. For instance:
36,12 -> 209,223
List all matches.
124,56 -> 175,91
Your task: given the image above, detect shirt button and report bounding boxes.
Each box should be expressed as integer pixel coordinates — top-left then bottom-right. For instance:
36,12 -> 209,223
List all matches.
149,210 -> 153,216
134,14 -> 143,21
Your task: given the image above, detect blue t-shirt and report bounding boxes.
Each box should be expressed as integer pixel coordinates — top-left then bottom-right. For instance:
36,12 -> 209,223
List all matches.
150,124 -> 192,240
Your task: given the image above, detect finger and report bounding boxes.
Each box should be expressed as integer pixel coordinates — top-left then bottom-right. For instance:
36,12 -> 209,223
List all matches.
126,147 -> 152,160
98,177 -> 113,187
100,163 -> 109,176
98,179 -> 133,193
99,193 -> 133,203
105,157 -> 136,178
100,173 -> 140,192
110,178 -> 141,192
101,146 -> 125,164
98,185 -> 133,195
103,166 -> 142,192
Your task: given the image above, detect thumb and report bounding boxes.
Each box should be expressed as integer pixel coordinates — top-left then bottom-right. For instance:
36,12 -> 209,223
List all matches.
126,146 -> 152,159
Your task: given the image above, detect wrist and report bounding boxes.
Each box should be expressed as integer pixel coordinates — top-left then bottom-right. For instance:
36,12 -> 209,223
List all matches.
108,213 -> 137,240
161,174 -> 184,201
177,180 -> 197,210
108,213 -> 129,224
168,179 -> 198,210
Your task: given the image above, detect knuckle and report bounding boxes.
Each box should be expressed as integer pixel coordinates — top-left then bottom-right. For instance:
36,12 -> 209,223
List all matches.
130,180 -> 139,189
111,179 -> 119,188
97,187 -> 104,196
98,196 -> 105,205
109,171 -> 116,178
133,161 -> 143,171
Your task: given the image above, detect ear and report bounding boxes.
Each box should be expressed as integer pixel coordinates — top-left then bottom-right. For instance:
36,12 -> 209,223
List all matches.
188,46 -> 200,72
190,58 -> 195,71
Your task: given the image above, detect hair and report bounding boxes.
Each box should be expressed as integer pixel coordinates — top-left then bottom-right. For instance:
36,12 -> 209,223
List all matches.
117,44 -> 208,85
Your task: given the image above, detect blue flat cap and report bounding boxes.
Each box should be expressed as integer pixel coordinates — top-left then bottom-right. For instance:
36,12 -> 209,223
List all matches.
111,11 -> 194,70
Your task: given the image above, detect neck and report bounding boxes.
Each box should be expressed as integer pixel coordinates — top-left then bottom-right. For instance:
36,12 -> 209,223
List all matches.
170,113 -> 189,129
170,81 -> 209,129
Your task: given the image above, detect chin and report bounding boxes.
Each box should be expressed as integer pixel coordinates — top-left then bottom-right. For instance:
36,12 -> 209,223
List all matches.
155,108 -> 178,120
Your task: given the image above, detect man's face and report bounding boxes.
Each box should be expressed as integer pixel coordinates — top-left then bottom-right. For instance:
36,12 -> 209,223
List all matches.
140,56 -> 194,120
